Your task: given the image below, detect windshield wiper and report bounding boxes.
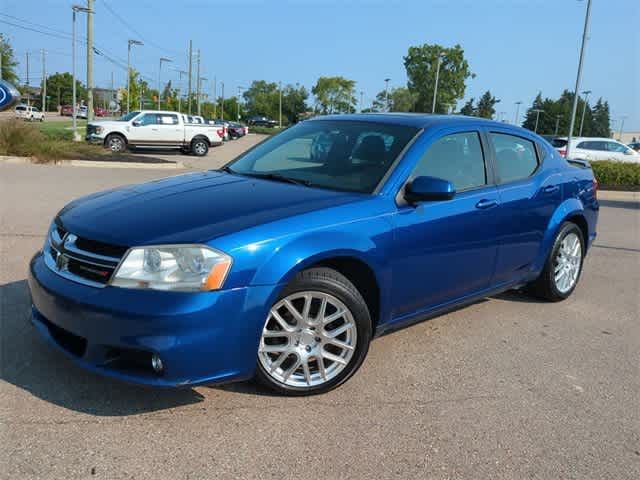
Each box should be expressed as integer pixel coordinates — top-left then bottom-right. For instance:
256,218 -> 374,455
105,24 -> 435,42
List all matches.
233,171 -> 312,187
219,166 -> 235,174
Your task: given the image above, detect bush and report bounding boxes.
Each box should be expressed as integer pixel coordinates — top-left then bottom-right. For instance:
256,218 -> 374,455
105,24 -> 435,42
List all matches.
591,161 -> 640,190
0,119 -> 103,162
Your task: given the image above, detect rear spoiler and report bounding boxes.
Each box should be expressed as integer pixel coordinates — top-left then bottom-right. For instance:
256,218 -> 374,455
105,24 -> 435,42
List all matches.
567,158 -> 591,169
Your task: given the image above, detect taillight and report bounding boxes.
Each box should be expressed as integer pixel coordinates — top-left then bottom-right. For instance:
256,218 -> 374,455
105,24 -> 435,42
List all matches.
559,148 -> 566,157
216,129 -> 224,138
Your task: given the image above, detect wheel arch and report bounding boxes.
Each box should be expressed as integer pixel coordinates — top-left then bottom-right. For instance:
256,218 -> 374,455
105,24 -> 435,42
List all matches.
103,131 -> 128,146
191,134 -> 210,146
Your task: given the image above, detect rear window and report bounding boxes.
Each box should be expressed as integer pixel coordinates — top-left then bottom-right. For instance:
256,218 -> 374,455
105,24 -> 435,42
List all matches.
15,106 -> 26,111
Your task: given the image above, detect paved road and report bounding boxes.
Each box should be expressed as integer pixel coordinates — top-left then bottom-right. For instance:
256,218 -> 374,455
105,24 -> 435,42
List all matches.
1,148 -> 638,479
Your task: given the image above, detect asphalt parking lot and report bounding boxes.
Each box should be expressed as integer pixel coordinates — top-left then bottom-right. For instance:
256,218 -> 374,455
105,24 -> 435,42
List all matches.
1,139 -> 638,479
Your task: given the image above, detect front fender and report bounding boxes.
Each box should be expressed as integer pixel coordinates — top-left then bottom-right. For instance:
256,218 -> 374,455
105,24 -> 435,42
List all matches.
531,197 -> 585,273
251,229 -> 387,287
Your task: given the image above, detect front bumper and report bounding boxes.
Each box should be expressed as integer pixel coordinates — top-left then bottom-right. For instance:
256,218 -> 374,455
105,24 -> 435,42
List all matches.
85,133 -> 105,144
28,251 -> 278,387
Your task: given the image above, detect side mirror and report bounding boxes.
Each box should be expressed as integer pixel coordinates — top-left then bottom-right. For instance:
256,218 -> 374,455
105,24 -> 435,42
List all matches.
624,149 -> 634,155
132,120 -> 141,127
404,176 -> 456,204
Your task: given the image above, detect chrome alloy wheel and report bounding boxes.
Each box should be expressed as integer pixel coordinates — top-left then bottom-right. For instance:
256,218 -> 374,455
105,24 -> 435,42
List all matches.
258,291 -> 357,388
193,141 -> 207,155
554,232 -> 582,293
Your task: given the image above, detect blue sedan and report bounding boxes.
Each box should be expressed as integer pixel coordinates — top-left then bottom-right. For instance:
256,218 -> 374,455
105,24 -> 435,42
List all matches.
28,114 -> 599,395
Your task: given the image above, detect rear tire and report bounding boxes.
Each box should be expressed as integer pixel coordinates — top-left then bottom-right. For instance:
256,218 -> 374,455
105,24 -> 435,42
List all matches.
191,138 -> 209,156
255,267 -> 372,396
527,222 -> 585,301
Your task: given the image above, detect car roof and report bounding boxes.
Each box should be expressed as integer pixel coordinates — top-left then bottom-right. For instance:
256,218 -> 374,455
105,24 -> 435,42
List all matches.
308,112 -> 523,131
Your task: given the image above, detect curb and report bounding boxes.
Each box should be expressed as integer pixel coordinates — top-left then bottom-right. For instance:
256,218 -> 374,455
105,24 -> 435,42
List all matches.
0,155 -> 183,170
597,190 -> 639,202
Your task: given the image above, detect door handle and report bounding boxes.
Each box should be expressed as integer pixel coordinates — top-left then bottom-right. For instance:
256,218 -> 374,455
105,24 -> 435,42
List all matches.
475,199 -> 499,210
151,128 -> 159,131
542,185 -> 559,194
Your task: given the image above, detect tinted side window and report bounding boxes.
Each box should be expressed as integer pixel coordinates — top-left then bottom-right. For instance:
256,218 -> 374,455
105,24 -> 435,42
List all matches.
412,132 -> 486,191
158,114 -> 178,125
606,142 -> 627,153
138,113 -> 158,126
491,133 -> 538,183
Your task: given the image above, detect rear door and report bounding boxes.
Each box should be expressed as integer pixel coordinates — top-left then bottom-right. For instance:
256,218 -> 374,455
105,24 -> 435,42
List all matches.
153,113 -> 182,145
489,129 -> 561,286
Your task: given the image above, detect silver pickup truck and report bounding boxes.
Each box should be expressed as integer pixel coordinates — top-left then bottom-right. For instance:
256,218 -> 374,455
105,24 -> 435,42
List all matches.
86,110 -> 224,156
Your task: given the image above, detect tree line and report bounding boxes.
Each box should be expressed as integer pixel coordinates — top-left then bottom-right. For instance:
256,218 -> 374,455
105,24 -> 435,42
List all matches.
1,33 -> 611,135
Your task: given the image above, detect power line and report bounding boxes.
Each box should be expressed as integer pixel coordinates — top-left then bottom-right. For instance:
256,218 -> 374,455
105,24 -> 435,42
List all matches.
98,0 -> 180,56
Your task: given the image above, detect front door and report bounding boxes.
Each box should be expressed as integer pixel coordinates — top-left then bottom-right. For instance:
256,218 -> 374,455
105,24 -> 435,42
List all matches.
390,130 -> 500,319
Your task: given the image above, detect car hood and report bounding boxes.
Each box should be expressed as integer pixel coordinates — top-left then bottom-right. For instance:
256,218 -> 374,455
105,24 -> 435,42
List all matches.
57,171 -> 364,247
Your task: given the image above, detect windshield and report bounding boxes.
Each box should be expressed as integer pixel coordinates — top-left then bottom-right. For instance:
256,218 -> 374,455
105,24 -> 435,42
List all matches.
227,120 -> 419,193
119,111 -> 140,121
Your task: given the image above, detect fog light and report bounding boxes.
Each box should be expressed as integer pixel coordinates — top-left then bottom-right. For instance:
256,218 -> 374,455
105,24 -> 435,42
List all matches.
151,353 -> 163,373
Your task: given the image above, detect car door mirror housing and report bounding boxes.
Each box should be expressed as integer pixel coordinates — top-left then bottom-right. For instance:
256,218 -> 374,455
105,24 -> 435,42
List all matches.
404,176 -> 456,204
132,120 -> 141,127
624,149 -> 634,155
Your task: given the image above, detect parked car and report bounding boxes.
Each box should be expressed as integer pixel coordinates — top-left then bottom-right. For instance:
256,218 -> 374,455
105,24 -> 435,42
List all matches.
94,106 -> 108,117
627,142 -> 640,152
556,136 -> 640,162
60,105 -> 74,116
248,115 -> 277,127
208,119 -> 230,140
29,114 -> 598,395
227,122 -> 247,139
15,104 -> 45,121
86,110 -> 223,156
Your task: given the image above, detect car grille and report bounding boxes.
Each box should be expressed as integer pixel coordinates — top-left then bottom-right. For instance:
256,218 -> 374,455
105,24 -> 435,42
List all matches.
44,223 -> 128,287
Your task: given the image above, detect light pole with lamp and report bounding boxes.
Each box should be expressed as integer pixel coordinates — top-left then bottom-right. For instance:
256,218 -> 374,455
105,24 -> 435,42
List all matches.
533,109 -> 544,133
514,101 -> 522,125
71,4 -> 92,141
126,39 -> 143,114
175,69 -> 188,113
157,57 -> 172,110
578,89 -> 592,136
432,52 -> 445,113
566,0 -> 592,158
384,78 -> 390,112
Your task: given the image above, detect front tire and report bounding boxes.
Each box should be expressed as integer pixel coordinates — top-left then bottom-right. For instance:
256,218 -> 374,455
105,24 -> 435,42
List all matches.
255,267 -> 372,396
105,134 -> 126,153
528,222 -> 585,301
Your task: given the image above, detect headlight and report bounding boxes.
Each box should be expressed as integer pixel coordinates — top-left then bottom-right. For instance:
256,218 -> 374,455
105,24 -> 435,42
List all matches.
110,245 -> 232,292
95,126 -> 103,134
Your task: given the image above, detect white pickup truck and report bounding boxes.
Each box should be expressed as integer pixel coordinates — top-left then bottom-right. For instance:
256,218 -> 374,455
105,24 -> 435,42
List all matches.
86,110 -> 224,156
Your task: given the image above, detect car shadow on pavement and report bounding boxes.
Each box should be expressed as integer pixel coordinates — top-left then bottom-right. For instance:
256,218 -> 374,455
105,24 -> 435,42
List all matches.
1,279 -> 205,417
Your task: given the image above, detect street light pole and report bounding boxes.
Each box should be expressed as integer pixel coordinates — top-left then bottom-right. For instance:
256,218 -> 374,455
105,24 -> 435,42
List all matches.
127,39 -> 143,114
175,69 -> 187,113
384,78 -> 390,112
533,109 -> 544,133
197,76 -> 207,116
567,0 -> 592,158
555,114 -> 561,135
360,91 -> 364,112
578,89 -> 592,136
432,53 -> 444,114
514,101 -> 522,125
71,5 -> 92,141
237,86 -> 244,121
278,81 -> 282,128
618,115 -> 627,141
157,57 -> 171,110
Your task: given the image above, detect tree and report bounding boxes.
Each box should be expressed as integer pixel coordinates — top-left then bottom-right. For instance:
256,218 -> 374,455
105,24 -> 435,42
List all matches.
45,72 -> 87,108
590,98 -> 611,137
372,87 -> 417,112
281,84 -> 309,123
475,90 -> 500,119
403,43 -> 474,113
0,34 -> 19,85
312,76 -> 357,114
522,90 -> 599,136
243,80 -> 280,119
459,98 -> 475,116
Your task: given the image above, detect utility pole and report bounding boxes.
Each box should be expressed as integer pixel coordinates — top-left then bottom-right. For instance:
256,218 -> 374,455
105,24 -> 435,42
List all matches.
555,114 -> 561,135
514,101 -> 522,125
360,91 -> 364,112
432,53 -> 444,114
578,89 -> 592,136
384,78 -> 390,112
41,49 -> 46,112
26,52 -> 29,86
127,39 -> 143,114
197,76 -> 207,116
86,0 -> 94,121
213,76 -> 216,117
533,109 -> 544,133
187,40 -> 193,114
196,49 -> 201,115
278,81 -> 282,128
220,81 -> 224,120
567,0 -> 592,158
110,71 -> 114,112
237,86 -> 243,121
158,57 -> 171,110
72,5 -> 91,140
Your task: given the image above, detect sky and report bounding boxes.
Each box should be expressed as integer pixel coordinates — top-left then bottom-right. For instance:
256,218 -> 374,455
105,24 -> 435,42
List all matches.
1,0 -> 638,130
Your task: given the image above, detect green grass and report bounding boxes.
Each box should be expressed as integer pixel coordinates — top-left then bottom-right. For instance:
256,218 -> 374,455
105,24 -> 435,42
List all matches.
38,120 -> 87,141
